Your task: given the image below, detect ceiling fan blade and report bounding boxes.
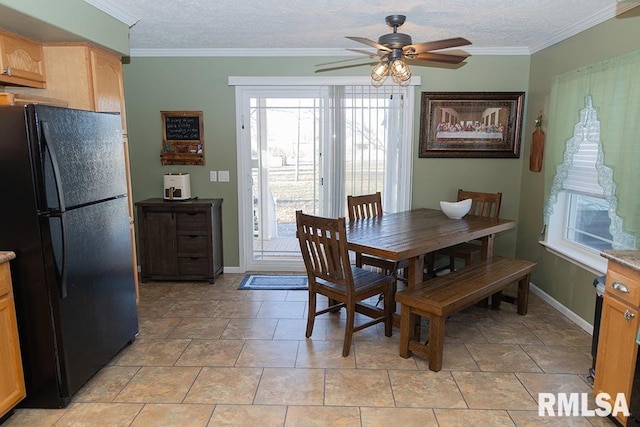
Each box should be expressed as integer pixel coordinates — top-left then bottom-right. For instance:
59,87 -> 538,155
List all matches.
411,51 -> 469,64
404,37 -> 472,55
315,56 -> 377,67
346,48 -> 383,59
315,61 -> 378,73
346,36 -> 391,52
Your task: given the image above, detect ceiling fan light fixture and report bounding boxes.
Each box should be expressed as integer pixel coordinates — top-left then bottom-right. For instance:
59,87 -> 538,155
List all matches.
326,15 -> 470,86
390,59 -> 411,84
371,61 -> 390,81
371,61 -> 390,86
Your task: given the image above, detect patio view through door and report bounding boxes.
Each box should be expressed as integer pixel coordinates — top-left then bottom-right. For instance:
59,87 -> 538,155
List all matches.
234,80 -> 414,271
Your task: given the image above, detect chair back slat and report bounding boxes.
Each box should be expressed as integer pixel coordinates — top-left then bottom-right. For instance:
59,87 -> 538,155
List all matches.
296,211 -> 352,289
457,189 -> 502,219
347,192 -> 383,221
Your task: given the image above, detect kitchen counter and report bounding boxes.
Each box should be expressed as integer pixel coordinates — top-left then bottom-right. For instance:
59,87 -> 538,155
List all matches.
0,251 -> 16,264
602,250 -> 640,273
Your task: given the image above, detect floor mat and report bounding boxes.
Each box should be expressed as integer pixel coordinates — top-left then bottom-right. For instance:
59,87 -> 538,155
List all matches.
238,274 -> 308,290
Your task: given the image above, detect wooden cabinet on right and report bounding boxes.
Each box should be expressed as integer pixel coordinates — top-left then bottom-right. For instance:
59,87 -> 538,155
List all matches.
0,252 -> 25,419
136,199 -> 224,283
594,251 -> 640,426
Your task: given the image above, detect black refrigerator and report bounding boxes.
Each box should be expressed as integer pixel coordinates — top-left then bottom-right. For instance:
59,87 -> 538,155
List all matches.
0,104 -> 138,408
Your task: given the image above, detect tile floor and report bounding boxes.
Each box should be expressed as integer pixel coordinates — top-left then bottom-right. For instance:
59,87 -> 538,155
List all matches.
5,273 -> 615,426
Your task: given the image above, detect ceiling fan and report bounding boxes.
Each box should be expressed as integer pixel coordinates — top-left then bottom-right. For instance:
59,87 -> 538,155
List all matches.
317,15 -> 471,86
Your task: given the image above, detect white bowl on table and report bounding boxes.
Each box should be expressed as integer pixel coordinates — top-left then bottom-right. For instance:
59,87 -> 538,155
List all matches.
440,198 -> 472,219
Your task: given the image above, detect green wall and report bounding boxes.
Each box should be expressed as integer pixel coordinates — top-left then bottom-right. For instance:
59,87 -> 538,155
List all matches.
0,0 -> 129,54
122,55 -> 531,270
516,8 -> 640,324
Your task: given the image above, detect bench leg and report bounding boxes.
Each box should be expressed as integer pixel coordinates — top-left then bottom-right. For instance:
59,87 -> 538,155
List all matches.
428,315 -> 446,372
491,291 -> 503,310
517,274 -> 530,315
399,305 -> 416,358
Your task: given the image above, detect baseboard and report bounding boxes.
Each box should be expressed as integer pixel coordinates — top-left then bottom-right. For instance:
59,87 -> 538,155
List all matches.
529,281 -> 594,335
222,266 -> 242,274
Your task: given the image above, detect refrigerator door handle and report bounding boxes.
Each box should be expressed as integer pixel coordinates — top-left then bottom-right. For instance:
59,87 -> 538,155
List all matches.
42,121 -> 69,298
41,122 -> 66,212
49,213 -> 69,299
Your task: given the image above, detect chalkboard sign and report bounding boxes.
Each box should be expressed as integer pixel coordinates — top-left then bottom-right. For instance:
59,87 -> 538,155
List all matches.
164,116 -> 200,140
160,111 -> 205,165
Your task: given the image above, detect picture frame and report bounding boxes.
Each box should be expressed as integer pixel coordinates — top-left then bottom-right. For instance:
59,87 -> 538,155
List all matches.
418,92 -> 525,158
160,110 -> 205,165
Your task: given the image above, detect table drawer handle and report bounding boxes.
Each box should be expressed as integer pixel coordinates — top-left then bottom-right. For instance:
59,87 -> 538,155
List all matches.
613,281 -> 630,294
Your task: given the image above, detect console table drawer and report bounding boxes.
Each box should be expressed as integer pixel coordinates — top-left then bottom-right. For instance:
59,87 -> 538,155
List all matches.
176,212 -> 208,232
179,257 -> 210,275
177,235 -> 208,255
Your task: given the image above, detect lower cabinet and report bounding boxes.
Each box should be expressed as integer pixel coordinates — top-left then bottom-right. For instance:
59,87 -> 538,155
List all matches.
594,255 -> 640,426
136,198 -> 223,283
0,254 -> 26,419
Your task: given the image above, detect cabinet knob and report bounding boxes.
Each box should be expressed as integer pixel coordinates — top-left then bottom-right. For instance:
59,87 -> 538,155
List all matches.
613,281 -> 630,294
2,66 -> 12,76
624,309 -> 636,322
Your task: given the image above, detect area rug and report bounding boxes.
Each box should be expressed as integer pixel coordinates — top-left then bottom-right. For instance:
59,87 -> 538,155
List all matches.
238,274 -> 308,290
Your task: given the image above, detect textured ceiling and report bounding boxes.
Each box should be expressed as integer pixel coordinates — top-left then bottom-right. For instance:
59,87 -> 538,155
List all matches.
88,0 -> 639,55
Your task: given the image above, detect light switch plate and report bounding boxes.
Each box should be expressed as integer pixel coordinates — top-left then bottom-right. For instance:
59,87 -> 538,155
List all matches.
209,171 -> 217,182
219,170 -> 230,182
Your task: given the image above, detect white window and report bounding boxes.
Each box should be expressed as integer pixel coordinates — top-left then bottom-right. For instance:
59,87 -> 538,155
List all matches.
542,97 -> 635,274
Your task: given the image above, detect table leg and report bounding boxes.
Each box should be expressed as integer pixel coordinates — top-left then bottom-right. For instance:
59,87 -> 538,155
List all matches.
479,234 -> 495,260
406,255 -> 423,340
480,234 -> 496,307
406,255 -> 424,289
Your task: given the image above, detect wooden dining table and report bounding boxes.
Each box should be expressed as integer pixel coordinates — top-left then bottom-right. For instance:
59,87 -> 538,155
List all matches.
346,208 -> 517,290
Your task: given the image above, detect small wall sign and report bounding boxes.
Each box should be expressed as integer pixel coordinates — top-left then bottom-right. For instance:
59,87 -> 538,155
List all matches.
160,110 -> 205,165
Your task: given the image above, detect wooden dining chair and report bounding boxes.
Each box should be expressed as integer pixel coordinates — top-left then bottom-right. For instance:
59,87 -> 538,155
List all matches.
347,192 -> 409,286
427,189 -> 503,275
296,210 -> 394,356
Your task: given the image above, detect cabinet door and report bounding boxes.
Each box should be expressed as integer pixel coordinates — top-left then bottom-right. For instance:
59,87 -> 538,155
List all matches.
90,49 -> 127,132
0,264 -> 26,417
141,210 -> 179,276
0,30 -> 46,88
594,295 -> 639,426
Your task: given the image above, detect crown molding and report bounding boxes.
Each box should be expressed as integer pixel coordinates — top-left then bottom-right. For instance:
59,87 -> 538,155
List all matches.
128,46 -> 530,58
83,0 -> 139,27
228,76 -> 421,86
529,2 -> 639,53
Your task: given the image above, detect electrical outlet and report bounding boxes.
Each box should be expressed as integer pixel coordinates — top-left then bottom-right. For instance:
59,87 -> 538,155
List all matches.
218,170 -> 230,182
209,171 -> 217,182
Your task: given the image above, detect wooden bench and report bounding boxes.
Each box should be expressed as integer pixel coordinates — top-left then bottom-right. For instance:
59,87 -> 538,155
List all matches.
396,256 -> 537,372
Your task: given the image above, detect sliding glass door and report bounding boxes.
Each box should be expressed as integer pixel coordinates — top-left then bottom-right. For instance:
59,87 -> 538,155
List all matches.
250,92 -> 324,266
234,81 -> 414,271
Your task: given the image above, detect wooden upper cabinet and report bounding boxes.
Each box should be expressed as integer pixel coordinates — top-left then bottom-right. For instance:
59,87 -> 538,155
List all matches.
0,29 -> 46,88
90,49 -> 126,121
37,43 -> 127,132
